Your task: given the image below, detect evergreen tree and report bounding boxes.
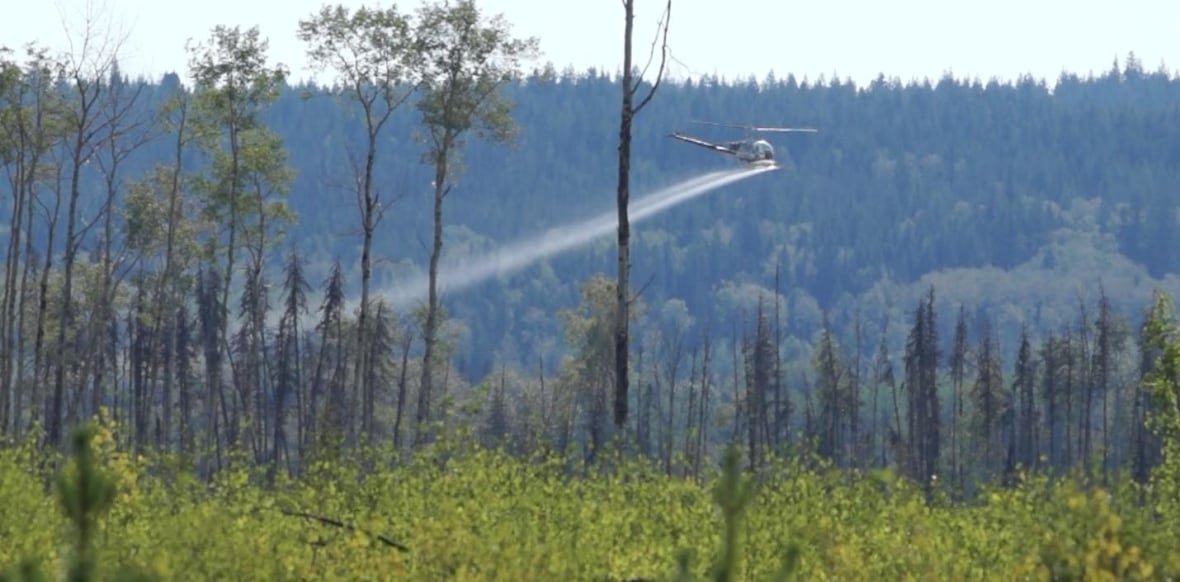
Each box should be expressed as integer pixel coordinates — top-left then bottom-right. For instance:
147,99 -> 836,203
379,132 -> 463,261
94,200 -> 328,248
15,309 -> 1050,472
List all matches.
903,287 -> 939,488
1013,323 -> 1038,470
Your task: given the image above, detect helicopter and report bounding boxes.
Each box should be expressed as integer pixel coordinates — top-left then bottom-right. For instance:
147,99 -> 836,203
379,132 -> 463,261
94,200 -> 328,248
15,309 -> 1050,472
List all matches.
669,121 -> 817,168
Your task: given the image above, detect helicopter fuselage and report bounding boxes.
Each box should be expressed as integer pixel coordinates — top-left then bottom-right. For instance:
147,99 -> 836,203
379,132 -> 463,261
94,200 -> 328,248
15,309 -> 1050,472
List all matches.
727,138 -> 775,163
669,123 -> 813,170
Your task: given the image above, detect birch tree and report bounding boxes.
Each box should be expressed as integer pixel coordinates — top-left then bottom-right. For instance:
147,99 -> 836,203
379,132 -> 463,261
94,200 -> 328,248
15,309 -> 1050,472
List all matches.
298,3 -> 420,441
412,0 -> 537,443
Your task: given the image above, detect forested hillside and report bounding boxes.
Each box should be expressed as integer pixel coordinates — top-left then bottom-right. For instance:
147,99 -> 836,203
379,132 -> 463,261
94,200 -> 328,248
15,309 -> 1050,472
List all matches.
8,52 -> 1180,379
4,0 -> 1180,497
244,56 -> 1180,367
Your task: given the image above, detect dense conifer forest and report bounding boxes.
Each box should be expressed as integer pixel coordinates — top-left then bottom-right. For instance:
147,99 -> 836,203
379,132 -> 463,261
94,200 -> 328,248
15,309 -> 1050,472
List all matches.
4,1 -> 1180,578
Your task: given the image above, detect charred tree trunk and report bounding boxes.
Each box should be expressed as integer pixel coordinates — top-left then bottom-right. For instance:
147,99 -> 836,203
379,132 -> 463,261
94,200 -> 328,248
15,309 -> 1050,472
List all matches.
393,328 -> 412,450
613,3 -> 635,437
614,0 -> 670,438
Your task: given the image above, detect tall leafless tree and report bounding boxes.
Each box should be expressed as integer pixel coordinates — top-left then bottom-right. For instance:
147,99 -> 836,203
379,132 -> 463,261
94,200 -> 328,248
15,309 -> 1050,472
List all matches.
614,0 -> 671,437
49,6 -> 130,446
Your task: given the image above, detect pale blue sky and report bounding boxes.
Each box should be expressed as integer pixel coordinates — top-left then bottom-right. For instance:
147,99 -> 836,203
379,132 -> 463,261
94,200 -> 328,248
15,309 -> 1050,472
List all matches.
2,0 -> 1176,87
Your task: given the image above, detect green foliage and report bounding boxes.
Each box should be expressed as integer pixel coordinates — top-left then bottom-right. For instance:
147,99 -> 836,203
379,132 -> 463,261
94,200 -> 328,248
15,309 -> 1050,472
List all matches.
186,23 -> 294,263
1,420 -> 157,582
414,0 -> 540,168
56,423 -> 116,581
2,421 -> 1178,581
297,3 -> 416,104
186,26 -> 286,120
1141,290 -> 1180,533
674,445 -> 800,582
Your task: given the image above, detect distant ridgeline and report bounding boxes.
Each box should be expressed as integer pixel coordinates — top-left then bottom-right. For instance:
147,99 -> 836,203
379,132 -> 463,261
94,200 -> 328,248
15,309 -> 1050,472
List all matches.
5,56 -> 1180,380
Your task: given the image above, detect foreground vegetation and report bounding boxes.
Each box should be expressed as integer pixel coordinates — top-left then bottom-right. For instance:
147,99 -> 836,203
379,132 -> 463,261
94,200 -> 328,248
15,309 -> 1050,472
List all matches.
5,289 -> 1179,580
1,413 -> 1178,581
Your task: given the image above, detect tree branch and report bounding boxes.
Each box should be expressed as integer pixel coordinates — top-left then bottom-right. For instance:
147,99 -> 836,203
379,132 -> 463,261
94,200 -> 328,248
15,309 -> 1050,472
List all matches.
632,0 -> 668,92
632,0 -> 671,116
631,273 -> 656,305
277,507 -> 410,552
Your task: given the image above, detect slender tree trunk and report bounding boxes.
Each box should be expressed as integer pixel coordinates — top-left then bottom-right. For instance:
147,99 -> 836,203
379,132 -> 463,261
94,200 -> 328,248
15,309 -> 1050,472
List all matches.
14,171 -> 41,435
51,129 -> 90,446
636,340 -> 649,455
219,116 -> 243,452
393,331 -> 411,449
355,129 -> 378,441
696,332 -> 711,479
1064,331 -> 1075,467
773,264 -> 786,449
1079,308 -> 1092,477
1044,339 -> 1058,470
0,142 -> 26,432
731,323 -> 743,446
613,0 -> 637,437
684,347 -> 698,471
12,90 -> 53,436
666,346 -> 679,474
419,148 -> 451,445
157,101 -> 188,454
851,311 -> 863,469
32,170 -> 63,436
177,306 -> 193,456
88,216 -> 115,435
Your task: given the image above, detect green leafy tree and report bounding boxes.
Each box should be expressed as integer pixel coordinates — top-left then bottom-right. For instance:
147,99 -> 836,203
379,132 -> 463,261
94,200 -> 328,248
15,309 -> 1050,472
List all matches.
147,82 -> 198,453
558,274 -> 645,461
0,46 -> 66,435
90,63 -> 154,450
186,24 -> 290,456
411,0 -> 538,444
297,3 -> 420,441
1142,291 -> 1180,510
0,49 -> 23,430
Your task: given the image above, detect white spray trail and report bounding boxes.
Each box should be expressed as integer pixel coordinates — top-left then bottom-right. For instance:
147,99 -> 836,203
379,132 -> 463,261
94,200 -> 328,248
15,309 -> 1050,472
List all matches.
381,165 -> 775,310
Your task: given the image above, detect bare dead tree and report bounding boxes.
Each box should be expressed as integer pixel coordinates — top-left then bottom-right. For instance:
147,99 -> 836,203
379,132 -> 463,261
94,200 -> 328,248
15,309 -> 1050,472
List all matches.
614,0 -> 672,437
49,4 -> 131,446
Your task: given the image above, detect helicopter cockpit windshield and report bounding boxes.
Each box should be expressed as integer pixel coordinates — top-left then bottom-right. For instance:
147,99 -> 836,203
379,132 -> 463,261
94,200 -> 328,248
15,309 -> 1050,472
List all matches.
751,140 -> 774,160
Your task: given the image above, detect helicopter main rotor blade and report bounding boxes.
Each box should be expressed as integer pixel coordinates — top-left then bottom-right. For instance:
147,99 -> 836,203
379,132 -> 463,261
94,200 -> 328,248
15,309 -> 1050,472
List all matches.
688,120 -> 750,130
751,126 -> 819,133
688,120 -> 818,133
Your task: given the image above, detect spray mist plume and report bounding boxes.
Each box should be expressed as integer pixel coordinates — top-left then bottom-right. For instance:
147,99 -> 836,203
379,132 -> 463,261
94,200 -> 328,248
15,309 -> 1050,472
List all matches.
379,165 -> 776,310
